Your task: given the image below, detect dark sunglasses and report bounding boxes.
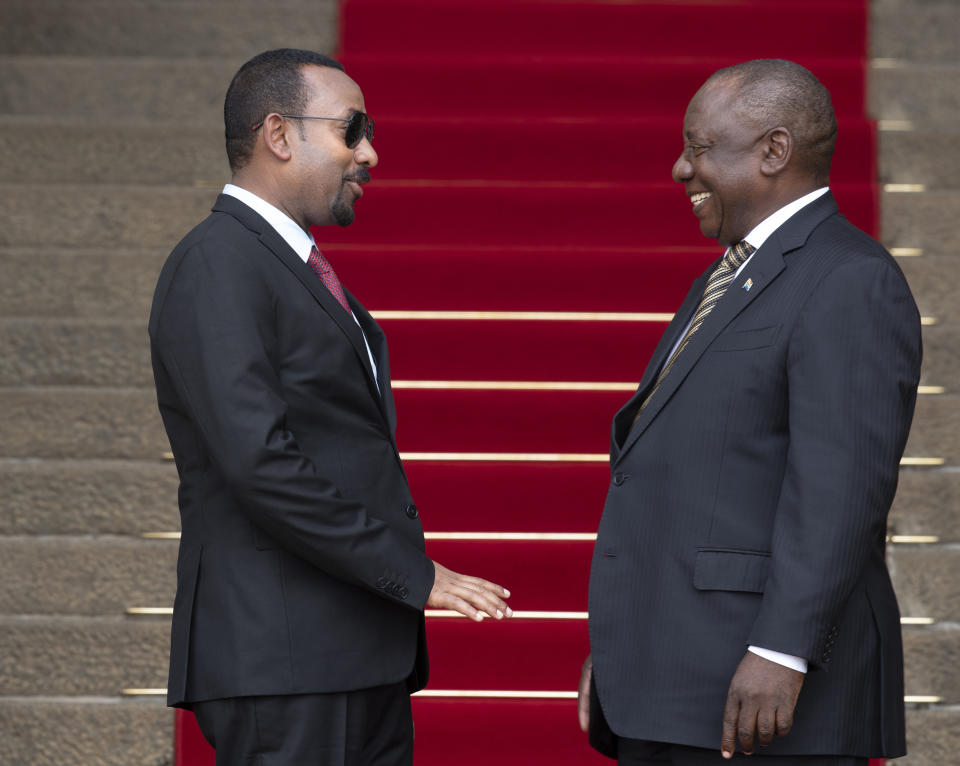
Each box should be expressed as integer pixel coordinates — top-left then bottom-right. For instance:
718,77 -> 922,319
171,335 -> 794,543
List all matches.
250,112 -> 375,149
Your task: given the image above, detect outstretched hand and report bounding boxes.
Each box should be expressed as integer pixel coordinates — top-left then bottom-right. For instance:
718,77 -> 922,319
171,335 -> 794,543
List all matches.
720,651 -> 804,758
426,561 -> 512,622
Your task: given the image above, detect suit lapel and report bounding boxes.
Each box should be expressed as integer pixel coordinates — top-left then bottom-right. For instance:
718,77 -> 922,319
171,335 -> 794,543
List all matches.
211,195 -> 389,427
615,238 -> 785,464
610,270 -> 709,457
614,191 -> 840,465
349,293 -> 397,434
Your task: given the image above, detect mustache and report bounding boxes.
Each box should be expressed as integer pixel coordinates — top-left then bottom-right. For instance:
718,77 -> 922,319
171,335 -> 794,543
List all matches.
344,168 -> 371,185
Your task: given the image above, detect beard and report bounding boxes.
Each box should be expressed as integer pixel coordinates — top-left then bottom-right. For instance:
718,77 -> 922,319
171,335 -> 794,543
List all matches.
331,167 -> 371,227
331,193 -> 355,226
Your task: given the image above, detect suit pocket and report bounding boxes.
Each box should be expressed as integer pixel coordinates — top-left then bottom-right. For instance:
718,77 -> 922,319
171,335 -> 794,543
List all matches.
710,325 -> 780,352
694,548 -> 771,592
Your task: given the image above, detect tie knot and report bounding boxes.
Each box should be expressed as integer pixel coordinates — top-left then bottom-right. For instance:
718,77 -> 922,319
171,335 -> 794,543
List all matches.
725,240 -> 755,270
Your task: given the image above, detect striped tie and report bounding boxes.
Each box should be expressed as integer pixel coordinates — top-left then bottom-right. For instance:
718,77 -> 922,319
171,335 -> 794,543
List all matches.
633,240 -> 755,423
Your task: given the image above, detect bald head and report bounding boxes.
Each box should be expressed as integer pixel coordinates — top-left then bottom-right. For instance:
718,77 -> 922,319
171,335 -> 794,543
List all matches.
706,59 -> 837,184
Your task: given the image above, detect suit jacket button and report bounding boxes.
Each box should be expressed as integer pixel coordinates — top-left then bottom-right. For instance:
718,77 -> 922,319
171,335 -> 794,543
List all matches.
405,503 -> 419,519
376,577 -> 387,589
399,587 -> 409,599
613,472 -> 625,486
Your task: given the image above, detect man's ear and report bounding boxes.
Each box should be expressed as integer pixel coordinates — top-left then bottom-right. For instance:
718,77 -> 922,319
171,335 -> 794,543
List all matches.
260,113 -> 293,162
759,127 -> 792,176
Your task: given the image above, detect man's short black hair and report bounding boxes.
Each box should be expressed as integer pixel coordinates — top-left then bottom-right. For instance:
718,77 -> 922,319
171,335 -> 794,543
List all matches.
709,59 -> 838,183
224,48 -> 345,173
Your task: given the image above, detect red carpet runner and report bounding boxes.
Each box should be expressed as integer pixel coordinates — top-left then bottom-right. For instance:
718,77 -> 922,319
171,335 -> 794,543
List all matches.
176,1 -> 884,763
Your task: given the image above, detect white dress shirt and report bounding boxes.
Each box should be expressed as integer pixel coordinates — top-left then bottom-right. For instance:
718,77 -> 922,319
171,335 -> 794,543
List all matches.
669,187 -> 830,673
222,184 -> 380,392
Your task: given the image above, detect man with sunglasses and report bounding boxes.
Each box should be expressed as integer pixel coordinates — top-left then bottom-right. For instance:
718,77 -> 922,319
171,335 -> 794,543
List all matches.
149,48 -> 511,765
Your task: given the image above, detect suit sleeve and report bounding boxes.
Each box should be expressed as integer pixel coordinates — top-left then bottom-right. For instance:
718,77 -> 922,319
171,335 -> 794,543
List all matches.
747,256 -> 921,665
151,239 -> 435,609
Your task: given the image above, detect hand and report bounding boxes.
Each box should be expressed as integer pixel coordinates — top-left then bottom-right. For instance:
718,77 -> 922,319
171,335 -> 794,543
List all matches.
426,561 -> 512,622
720,651 -> 805,758
577,654 -> 593,732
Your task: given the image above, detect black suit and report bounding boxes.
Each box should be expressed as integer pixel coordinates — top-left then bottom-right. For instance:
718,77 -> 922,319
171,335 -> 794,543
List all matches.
588,193 -> 920,758
149,194 -> 432,709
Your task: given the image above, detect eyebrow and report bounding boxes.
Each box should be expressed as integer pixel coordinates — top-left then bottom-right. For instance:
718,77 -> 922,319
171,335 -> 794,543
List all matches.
685,128 -> 717,143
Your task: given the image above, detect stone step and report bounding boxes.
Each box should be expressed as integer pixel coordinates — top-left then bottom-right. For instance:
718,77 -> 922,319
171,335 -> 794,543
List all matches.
0,702 -> 944,766
882,190 -> 960,253
898,255 -> 959,323
891,469 -> 960,543
870,0 -> 960,62
2,457 -> 955,542
904,709 -> 960,766
0,616 -> 168,696
0,56 -> 235,122
0,459 -> 179,536
890,547 -> 960,622
3,64 -> 958,132
903,394 -> 960,461
4,182 -> 949,254
870,63 -> 960,125
0,386 -> 955,462
0,183 -> 212,250
2,249 -> 956,323
879,130 -> 960,191
903,626 -> 960,702
0,0 -> 336,58
0,537 -> 176,615
0,389 -> 167,460
0,703 -> 945,766
0,696 -> 172,766
2,317 -> 955,392
0,249 -> 167,320
919,323 -> 960,391
0,118 -> 228,186
11,118 -> 954,192
0,320 -> 152,387
0,616 -> 954,700
1,535 -> 956,621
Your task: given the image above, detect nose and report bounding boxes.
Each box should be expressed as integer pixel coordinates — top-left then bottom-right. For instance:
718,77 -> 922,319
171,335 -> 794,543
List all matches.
355,137 -> 378,168
672,152 -> 692,183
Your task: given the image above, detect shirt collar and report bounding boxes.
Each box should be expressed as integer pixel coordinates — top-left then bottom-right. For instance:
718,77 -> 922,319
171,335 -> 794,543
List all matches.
222,183 -> 316,263
741,187 -> 830,252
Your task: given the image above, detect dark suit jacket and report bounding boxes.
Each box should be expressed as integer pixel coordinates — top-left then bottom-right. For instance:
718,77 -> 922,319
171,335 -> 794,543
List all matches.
148,194 -> 433,707
588,192 -> 920,758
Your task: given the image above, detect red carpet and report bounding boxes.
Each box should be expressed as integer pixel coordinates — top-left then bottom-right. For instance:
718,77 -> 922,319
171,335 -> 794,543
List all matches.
177,0 -> 884,763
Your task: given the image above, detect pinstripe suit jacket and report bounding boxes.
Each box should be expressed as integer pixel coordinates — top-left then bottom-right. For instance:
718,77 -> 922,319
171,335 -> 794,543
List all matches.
588,192 -> 919,757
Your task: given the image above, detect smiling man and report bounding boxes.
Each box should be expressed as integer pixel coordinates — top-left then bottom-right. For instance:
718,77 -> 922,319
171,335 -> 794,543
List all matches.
149,49 -> 511,766
578,60 -> 920,765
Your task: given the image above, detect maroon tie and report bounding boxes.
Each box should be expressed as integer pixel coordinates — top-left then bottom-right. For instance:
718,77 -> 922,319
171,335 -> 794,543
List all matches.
308,245 -> 352,315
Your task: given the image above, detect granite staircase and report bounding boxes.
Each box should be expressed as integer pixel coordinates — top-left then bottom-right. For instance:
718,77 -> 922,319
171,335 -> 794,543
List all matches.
0,0 -> 957,764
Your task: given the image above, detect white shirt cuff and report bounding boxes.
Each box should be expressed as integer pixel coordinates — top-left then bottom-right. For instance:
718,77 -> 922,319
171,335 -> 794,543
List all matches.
748,645 -> 808,673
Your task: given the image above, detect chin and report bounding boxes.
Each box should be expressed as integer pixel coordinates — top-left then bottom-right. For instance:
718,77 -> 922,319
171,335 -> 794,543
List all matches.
699,221 -> 720,240
332,201 -> 356,227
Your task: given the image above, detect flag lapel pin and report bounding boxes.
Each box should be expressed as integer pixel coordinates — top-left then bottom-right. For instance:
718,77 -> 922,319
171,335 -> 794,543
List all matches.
743,278 -> 753,292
